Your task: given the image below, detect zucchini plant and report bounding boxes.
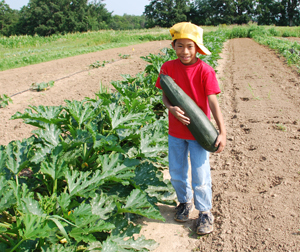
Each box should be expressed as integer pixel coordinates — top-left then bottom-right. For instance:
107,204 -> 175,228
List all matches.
0,29 -> 227,251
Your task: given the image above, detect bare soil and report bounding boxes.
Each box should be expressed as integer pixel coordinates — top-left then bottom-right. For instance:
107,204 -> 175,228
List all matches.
1,39 -> 300,251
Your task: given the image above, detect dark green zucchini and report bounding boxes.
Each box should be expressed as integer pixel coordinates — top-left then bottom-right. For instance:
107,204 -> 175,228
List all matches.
160,74 -> 219,152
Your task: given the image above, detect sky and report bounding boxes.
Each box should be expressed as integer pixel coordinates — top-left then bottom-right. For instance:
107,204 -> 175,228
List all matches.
4,0 -> 150,16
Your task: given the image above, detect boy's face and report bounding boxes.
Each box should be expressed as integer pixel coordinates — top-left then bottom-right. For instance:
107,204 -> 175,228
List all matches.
172,39 -> 198,65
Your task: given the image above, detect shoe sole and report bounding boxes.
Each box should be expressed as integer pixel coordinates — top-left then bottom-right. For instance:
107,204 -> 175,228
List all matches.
196,228 -> 213,235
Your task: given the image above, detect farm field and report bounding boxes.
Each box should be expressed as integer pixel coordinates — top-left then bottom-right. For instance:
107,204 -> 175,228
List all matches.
0,36 -> 300,251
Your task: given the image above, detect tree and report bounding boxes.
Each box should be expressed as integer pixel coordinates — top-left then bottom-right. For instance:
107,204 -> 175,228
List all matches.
255,0 -> 300,26
190,0 -> 256,25
144,0 -> 191,28
109,14 -> 146,30
0,0 -> 19,36
15,0 -> 112,36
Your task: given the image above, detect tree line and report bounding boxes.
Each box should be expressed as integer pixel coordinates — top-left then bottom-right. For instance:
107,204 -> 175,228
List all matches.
1,0 -> 299,37
0,0 -> 146,36
144,0 -> 300,28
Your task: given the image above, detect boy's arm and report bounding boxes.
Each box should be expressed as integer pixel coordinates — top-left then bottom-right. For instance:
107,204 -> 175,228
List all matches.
162,92 -> 190,125
208,94 -> 226,153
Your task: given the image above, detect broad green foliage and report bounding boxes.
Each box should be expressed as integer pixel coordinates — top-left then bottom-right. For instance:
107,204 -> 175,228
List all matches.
0,29 -> 248,251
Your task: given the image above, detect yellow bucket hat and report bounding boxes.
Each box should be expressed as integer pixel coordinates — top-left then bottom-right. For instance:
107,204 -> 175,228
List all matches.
169,22 -> 211,55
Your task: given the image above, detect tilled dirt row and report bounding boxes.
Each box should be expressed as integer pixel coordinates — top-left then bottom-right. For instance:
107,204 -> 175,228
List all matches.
199,38 -> 300,251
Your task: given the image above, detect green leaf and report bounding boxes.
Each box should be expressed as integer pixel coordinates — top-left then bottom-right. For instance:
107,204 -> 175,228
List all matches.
0,94 -> 13,108
11,105 -> 64,127
139,131 -> 167,158
18,214 -> 52,240
40,145 -> 67,182
41,244 -> 77,252
0,145 -> 7,174
97,154 -> 135,184
91,193 -> 116,220
93,133 -> 124,153
31,124 -> 62,164
105,103 -> 143,130
6,139 -> 31,175
20,196 -> 44,216
65,100 -> 96,127
0,176 -> 16,212
65,169 -> 104,197
109,235 -> 158,251
57,192 -> 71,211
111,216 -> 141,237
121,189 -> 165,221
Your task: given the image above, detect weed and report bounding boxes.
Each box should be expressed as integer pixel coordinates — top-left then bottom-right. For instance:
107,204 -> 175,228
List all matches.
119,53 -> 131,59
247,83 -> 260,100
275,124 -> 286,131
89,60 -> 109,69
31,81 -> 54,92
267,91 -> 272,100
0,94 -> 13,108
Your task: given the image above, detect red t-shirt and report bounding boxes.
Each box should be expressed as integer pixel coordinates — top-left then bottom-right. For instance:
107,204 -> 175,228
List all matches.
156,58 -> 220,140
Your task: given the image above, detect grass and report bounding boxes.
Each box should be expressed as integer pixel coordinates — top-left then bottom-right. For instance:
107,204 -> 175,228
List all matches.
0,27 -> 170,71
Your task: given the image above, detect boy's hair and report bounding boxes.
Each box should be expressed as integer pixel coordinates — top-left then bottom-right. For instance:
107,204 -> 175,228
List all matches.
170,22 -> 211,55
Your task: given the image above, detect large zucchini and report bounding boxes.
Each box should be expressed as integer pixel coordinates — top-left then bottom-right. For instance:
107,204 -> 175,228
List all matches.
160,74 -> 219,152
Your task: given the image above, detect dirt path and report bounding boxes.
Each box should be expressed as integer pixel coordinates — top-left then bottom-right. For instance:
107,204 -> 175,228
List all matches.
139,38 -> 300,251
1,38 -> 300,251
201,38 -> 300,251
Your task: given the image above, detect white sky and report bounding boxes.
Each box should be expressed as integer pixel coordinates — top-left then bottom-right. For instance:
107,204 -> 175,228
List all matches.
4,0 -> 150,16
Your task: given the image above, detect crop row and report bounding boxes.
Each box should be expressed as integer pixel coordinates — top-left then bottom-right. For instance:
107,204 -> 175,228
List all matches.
1,25 -> 299,251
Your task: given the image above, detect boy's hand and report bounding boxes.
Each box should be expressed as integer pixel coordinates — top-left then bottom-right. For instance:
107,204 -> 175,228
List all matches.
214,133 -> 226,153
170,106 -> 190,125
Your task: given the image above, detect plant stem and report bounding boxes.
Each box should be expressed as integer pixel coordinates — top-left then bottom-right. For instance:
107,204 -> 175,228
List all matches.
10,238 -> 25,252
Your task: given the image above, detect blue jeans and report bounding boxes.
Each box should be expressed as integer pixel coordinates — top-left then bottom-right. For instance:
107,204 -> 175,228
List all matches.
168,135 -> 212,212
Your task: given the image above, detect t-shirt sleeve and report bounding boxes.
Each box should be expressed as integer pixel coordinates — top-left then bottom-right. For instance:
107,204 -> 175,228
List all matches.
204,67 -> 221,96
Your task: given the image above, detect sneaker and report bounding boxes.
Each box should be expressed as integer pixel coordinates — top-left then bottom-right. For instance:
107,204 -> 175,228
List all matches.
174,202 -> 193,222
196,211 -> 214,235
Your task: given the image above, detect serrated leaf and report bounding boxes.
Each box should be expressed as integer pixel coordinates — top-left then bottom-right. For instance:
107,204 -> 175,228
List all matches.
65,100 -> 96,127
121,189 -> 165,221
69,219 -> 114,243
109,235 -> 158,251
139,132 -> 167,158
41,244 -> 77,252
91,193 -> 116,220
31,124 -> 62,164
57,192 -> 71,210
11,105 -> 64,127
19,214 -> 52,240
40,145 -> 67,182
93,133 -> 124,153
106,103 -> 143,130
6,139 -> 31,175
111,216 -> 141,237
0,176 -> 16,212
20,196 -> 44,216
97,154 -> 135,184
65,169 -> 104,197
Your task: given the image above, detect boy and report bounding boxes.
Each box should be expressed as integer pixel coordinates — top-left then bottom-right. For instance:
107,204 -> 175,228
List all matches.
155,22 -> 226,235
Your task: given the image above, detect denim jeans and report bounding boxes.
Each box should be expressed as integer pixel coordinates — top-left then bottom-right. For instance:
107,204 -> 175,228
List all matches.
168,135 -> 212,212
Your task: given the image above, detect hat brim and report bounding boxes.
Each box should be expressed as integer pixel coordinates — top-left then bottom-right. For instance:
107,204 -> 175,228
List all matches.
196,43 -> 211,55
